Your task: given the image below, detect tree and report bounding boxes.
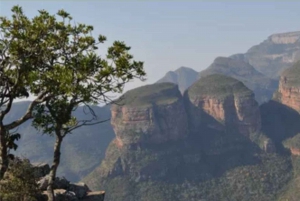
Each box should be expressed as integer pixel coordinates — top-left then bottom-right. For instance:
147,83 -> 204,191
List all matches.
0,6 -> 58,180
22,9 -> 145,201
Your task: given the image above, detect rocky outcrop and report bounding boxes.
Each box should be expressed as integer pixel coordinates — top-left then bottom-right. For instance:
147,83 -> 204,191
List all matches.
290,148 -> 300,156
186,74 -> 261,137
31,162 -> 105,201
230,31 -> 300,78
111,83 -> 189,146
269,31 -> 300,44
275,61 -> 300,113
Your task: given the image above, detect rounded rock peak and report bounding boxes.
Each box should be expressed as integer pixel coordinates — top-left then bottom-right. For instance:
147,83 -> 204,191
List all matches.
115,82 -> 181,107
187,74 -> 253,100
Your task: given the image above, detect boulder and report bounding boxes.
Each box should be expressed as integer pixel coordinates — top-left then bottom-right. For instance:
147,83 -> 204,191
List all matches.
81,191 -> 105,201
37,175 -> 50,191
69,182 -> 90,199
54,177 -> 70,189
32,163 -> 50,178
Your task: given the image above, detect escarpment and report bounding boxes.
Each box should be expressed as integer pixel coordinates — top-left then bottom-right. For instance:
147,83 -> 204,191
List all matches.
186,74 -> 261,137
111,83 -> 189,146
83,75 -> 294,201
274,61 -> 300,113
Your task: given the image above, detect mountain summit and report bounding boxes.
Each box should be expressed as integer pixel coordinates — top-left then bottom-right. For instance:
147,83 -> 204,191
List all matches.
156,66 -> 198,94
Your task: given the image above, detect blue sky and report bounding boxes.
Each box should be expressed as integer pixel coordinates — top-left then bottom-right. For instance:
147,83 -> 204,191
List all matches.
1,1 -> 300,93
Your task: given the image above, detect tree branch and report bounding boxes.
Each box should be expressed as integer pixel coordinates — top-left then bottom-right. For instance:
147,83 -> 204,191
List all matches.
4,91 -> 51,130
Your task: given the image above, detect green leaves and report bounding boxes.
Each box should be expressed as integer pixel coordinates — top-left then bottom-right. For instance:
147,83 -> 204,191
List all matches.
0,4 -> 146,154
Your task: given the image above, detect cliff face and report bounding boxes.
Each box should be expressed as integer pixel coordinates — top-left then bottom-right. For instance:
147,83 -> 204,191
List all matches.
111,83 -> 189,146
231,31 -> 300,78
275,61 -> 300,113
186,74 -> 261,137
83,75 -> 293,201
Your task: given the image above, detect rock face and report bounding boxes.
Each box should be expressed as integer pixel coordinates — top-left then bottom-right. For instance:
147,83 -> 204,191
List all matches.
111,83 -> 189,146
231,31 -> 300,78
270,31 -> 300,44
186,74 -> 261,137
83,76 -> 300,201
274,61 -> 300,113
199,57 -> 278,104
156,66 -> 198,94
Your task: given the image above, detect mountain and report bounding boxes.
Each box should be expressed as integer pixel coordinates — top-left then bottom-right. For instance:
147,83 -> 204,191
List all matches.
199,57 -> 278,104
156,66 -> 198,94
83,75 -> 292,201
157,31 -> 300,104
7,102 -> 115,182
230,31 -> 300,78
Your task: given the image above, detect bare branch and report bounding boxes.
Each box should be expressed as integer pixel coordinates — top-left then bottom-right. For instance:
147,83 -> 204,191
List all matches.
5,91 -> 51,130
64,118 -> 110,136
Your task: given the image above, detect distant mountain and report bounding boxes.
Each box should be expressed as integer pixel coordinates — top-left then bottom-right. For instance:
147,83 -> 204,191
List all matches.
230,31 -> 300,78
156,66 -> 198,94
157,31 -> 300,103
199,57 -> 278,104
7,102 -> 115,182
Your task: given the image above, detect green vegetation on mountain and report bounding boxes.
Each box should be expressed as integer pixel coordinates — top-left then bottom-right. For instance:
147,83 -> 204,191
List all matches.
116,83 -> 180,107
188,74 -> 253,99
283,134 -> 300,149
281,61 -> 300,87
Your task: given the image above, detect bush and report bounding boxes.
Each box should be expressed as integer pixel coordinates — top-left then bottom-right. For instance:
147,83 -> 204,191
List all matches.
0,158 -> 41,201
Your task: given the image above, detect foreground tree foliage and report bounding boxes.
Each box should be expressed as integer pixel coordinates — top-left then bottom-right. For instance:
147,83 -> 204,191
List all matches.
0,158 -> 41,201
0,5 -> 145,201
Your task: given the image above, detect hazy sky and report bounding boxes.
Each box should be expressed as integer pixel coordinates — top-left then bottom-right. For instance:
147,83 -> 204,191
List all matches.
1,1 -> 300,93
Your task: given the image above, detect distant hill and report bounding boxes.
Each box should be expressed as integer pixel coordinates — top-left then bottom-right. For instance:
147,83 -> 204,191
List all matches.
156,66 -> 198,94
230,31 -> 300,78
7,101 -> 115,182
199,57 -> 278,104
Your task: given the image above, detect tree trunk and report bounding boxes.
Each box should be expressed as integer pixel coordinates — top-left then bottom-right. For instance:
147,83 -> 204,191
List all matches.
47,133 -> 63,201
0,126 -> 8,180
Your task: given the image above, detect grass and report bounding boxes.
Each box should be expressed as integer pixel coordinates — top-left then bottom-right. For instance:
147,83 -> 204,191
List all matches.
115,82 -> 181,107
188,74 -> 253,100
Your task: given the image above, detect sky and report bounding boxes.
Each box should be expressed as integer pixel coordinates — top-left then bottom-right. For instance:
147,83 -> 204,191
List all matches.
1,1 -> 300,97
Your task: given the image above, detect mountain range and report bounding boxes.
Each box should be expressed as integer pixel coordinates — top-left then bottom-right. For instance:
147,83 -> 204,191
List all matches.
10,30 -> 300,200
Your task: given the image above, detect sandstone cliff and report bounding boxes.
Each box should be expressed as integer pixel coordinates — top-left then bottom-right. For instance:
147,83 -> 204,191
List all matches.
186,74 -> 261,137
83,75 -> 291,201
274,61 -> 300,113
111,83 -> 189,146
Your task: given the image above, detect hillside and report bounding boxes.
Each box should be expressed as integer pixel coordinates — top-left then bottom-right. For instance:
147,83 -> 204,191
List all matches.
7,102 -> 115,182
83,77 -> 293,201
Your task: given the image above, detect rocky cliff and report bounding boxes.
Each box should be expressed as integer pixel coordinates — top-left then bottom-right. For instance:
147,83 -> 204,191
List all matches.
231,31 -> 300,78
111,83 -> 188,146
186,74 -> 261,137
274,61 -> 300,113
82,76 -> 293,201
